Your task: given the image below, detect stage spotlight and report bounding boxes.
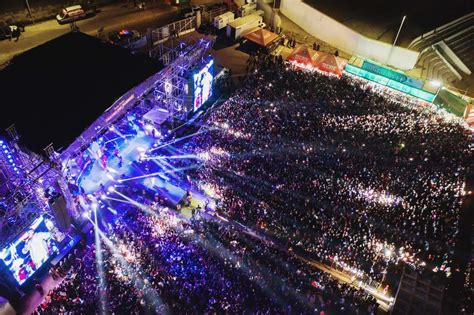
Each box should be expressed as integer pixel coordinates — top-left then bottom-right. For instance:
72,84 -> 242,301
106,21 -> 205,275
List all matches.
91,203 -> 98,211
100,194 -> 107,200
108,186 -> 115,193
82,211 -> 90,219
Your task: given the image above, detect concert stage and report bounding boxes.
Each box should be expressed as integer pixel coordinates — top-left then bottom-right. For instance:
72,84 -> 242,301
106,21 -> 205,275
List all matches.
72,120 -> 187,210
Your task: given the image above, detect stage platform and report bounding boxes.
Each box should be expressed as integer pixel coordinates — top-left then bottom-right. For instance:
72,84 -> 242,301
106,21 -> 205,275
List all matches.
74,129 -> 187,210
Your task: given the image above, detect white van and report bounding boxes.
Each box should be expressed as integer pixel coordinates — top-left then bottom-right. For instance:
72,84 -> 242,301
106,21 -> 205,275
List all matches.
56,5 -> 86,24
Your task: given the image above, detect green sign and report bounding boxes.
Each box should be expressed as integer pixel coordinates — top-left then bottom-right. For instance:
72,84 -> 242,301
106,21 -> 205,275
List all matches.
345,64 -> 435,102
361,61 -> 424,90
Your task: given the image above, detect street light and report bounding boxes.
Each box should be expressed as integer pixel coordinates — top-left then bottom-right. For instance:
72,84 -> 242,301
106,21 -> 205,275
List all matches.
430,80 -> 442,88
386,15 -> 407,64
430,80 -> 443,103
393,15 -> 407,48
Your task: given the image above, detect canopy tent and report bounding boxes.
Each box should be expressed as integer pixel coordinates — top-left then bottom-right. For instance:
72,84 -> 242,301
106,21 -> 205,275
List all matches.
286,45 -> 320,67
287,46 -> 347,77
243,28 -> 279,47
313,52 -> 347,77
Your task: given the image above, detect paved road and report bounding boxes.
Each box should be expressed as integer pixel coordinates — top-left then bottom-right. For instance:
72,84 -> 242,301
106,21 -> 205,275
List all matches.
0,2 -> 179,65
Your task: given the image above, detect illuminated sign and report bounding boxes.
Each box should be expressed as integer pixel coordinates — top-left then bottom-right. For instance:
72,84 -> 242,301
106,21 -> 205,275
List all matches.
0,216 -> 59,285
361,61 -> 424,89
345,64 -> 435,102
193,59 -> 214,111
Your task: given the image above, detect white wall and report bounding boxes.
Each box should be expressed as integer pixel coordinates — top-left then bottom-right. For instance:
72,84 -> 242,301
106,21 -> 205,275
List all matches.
280,0 -> 419,70
257,0 -> 281,29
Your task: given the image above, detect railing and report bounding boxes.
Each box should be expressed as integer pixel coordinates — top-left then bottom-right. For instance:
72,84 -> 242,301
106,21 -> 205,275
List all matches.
151,16 -> 196,45
201,6 -> 228,24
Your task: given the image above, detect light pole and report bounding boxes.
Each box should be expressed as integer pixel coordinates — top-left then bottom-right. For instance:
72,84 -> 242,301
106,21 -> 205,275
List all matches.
386,15 -> 407,64
392,15 -> 407,47
430,80 -> 443,104
463,87 -> 470,98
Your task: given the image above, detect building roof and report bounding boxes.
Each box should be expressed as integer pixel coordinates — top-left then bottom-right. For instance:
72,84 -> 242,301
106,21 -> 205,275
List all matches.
0,32 -> 162,154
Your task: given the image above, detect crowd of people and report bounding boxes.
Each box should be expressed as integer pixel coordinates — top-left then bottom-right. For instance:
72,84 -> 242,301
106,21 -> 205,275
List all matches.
36,204 -> 377,314
183,60 -> 471,292
32,52 -> 472,314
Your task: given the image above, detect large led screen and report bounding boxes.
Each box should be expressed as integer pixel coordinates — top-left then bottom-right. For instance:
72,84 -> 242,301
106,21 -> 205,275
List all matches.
0,216 -> 59,285
193,59 -> 214,111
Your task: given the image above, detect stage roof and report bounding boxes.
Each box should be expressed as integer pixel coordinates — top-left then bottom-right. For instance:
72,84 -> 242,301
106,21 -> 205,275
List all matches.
0,32 -> 162,154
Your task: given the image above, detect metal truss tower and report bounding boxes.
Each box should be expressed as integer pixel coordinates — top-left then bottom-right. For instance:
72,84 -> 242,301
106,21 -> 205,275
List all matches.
149,36 -> 215,120
0,125 -> 61,245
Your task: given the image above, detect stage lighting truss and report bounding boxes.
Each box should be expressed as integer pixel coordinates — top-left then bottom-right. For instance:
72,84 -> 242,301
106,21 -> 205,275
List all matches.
0,132 -> 66,246
148,36 -> 215,120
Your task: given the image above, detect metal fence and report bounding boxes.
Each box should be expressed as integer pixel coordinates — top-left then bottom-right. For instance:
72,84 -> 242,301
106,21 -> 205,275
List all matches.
201,6 -> 228,24
151,16 -> 196,45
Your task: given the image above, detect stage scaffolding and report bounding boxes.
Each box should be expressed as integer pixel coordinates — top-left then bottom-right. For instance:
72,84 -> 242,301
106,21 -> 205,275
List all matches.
149,36 -> 215,119
61,34 -> 215,165
0,36 -> 215,244
0,125 -> 61,245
